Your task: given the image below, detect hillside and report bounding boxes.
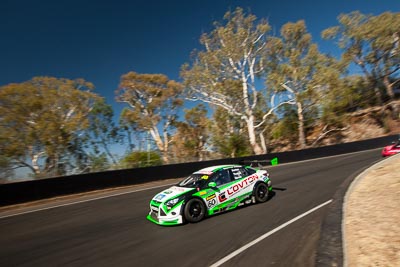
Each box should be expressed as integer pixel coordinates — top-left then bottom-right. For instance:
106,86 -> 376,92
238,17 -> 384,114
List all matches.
270,100 -> 400,152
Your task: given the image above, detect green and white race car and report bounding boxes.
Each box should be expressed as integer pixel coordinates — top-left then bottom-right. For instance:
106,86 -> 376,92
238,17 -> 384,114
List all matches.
147,163 -> 273,226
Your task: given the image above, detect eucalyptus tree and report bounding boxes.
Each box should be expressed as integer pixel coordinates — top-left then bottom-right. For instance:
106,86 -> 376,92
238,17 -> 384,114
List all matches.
87,99 -> 122,166
171,104 -> 210,162
320,75 -> 368,124
181,7 -> 293,155
0,77 -> 101,177
323,11 -> 400,103
266,20 -> 337,148
209,107 -> 252,158
119,108 -> 140,153
116,72 -> 184,163
87,153 -> 110,172
120,151 -> 162,168
0,155 -> 13,183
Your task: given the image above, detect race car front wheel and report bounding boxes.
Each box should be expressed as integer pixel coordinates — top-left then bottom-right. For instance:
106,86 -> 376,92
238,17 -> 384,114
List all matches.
184,198 -> 206,223
254,183 -> 269,203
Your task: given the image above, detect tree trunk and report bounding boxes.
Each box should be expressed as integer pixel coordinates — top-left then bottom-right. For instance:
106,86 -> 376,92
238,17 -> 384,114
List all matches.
374,86 -> 383,106
259,132 -> 267,154
383,75 -> 395,100
162,128 -> 170,164
297,102 -> 306,149
246,115 -> 263,155
149,128 -> 169,164
369,76 -> 383,105
198,135 -> 204,161
31,153 -> 42,176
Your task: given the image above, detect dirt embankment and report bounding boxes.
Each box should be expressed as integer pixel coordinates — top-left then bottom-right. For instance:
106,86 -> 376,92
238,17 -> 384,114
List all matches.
343,154 -> 400,266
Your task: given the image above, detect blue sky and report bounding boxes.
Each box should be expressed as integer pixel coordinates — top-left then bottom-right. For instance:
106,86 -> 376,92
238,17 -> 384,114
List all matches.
1,0 -> 399,118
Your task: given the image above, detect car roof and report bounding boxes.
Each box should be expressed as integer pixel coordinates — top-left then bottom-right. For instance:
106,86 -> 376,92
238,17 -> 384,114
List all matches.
194,165 -> 242,174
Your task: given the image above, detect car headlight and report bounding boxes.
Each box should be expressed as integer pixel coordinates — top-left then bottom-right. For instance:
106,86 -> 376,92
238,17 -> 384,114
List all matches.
165,197 -> 183,209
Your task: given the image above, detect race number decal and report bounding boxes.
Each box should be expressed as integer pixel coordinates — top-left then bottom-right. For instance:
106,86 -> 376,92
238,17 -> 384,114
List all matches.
207,198 -> 217,208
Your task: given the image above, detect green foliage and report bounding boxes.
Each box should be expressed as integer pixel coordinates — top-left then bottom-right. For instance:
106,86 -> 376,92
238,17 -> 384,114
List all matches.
271,107 -> 298,140
321,75 -> 369,125
171,104 -> 210,161
119,107 -> 142,153
213,133 -> 252,158
0,76 -> 101,177
322,11 -> 400,102
88,153 -> 110,172
87,99 -> 122,165
209,107 -> 252,157
120,151 -> 162,168
0,155 -> 14,183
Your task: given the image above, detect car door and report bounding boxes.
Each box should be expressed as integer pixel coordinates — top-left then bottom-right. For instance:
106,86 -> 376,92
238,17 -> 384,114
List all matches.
212,167 -> 254,206
204,169 -> 234,210
228,167 -> 257,198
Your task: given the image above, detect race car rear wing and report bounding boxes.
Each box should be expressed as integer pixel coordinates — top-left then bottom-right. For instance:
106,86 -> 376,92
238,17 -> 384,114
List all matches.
239,157 -> 278,168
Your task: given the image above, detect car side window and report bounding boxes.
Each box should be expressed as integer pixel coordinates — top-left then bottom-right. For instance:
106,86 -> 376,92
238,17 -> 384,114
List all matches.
231,167 -> 247,180
244,167 -> 256,175
211,169 -> 232,186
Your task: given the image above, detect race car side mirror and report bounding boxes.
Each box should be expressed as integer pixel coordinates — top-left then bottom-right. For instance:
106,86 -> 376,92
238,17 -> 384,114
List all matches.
208,182 -> 217,188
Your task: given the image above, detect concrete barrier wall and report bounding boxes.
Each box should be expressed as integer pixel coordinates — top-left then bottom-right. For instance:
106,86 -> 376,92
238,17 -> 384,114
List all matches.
0,135 -> 397,206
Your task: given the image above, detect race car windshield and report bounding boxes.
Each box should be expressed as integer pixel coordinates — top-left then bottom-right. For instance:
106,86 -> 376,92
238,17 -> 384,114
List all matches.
178,173 -> 208,188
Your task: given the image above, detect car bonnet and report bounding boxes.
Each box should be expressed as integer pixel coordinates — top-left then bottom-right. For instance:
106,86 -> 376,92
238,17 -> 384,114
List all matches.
152,185 -> 194,203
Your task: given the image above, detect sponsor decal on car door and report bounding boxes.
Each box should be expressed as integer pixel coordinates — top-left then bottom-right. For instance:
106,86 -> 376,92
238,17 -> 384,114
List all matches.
217,174 -> 258,203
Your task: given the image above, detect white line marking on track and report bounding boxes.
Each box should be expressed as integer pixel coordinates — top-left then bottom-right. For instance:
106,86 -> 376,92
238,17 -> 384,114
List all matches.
209,199 -> 333,267
0,183 -> 176,219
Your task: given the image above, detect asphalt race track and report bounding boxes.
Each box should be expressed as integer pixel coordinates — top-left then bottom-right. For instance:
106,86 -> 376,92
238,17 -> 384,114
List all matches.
0,149 -> 382,267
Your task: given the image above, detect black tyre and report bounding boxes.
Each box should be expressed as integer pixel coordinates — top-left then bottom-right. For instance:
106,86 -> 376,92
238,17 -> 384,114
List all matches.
254,183 -> 269,203
184,198 -> 206,223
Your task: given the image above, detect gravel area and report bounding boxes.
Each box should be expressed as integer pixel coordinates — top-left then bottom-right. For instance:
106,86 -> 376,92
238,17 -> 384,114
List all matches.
343,154 -> 400,266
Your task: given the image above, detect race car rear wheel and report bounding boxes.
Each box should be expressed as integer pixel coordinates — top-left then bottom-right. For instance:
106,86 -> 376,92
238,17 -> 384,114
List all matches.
184,198 -> 206,223
254,183 -> 269,203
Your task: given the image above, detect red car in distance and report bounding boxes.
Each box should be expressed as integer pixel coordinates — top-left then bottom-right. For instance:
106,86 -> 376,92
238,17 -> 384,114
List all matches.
382,140 -> 400,157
